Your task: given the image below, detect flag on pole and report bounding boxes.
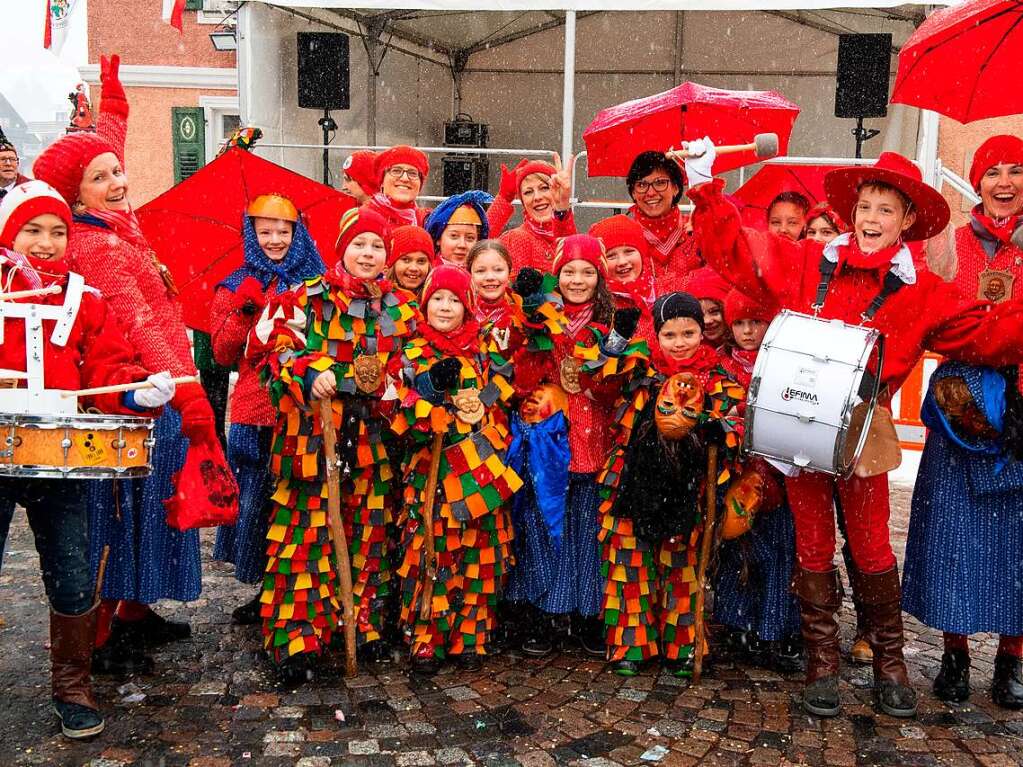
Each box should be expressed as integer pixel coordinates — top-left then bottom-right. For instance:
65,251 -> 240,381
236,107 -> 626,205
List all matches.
44,0 -> 81,52
163,0 -> 187,31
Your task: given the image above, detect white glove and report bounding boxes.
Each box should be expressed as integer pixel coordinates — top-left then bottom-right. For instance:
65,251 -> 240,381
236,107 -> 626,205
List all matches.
133,371 -> 176,409
683,136 -> 717,188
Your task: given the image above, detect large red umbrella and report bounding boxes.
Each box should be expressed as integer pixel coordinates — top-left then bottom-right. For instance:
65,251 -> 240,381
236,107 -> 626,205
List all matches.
137,148 -> 356,332
732,163 -> 841,229
891,0 -> 1023,123
583,81 -> 800,178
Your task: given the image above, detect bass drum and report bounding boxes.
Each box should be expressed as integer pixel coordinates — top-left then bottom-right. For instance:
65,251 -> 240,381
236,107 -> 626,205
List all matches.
744,310 -> 883,477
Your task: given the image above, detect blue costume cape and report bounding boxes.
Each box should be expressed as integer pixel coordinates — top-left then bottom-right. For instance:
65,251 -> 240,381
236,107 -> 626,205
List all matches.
506,411 -> 570,552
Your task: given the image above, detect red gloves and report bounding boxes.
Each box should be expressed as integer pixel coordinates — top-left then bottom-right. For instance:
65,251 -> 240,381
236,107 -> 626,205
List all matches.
99,54 -> 128,119
172,382 -> 217,445
498,159 -> 529,203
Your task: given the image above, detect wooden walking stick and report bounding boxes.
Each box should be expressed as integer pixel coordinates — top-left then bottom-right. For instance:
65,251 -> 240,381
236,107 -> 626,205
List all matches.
319,397 -> 358,678
418,430 -> 445,622
692,443 -> 719,685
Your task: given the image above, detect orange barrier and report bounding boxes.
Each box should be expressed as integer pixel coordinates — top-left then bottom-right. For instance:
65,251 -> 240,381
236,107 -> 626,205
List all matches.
890,352 -> 942,451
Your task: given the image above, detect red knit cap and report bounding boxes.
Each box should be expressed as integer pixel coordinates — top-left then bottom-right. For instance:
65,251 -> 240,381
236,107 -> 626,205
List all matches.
552,234 -> 608,278
588,214 -> 647,254
724,288 -> 775,325
805,201 -> 848,233
376,145 -> 429,183
389,224 -> 435,267
682,266 -> 730,304
0,180 -> 72,250
515,161 -> 555,199
342,150 -> 379,195
335,207 -> 390,259
32,132 -> 120,206
969,135 -> 1023,191
421,263 -> 476,315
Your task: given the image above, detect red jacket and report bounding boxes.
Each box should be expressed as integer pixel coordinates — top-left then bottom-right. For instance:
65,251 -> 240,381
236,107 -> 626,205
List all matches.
689,180 -> 1023,393
486,196 -> 577,275
953,218 -> 1023,302
628,209 -> 704,296
210,285 -> 274,427
66,221 -> 196,379
0,256 -> 149,414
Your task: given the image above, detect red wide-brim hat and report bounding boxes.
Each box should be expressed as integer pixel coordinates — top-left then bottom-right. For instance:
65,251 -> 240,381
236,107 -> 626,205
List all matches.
824,151 -> 950,242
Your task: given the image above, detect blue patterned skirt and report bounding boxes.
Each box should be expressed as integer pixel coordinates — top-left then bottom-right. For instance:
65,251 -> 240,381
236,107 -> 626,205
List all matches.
713,502 -> 800,642
88,407 -> 201,603
903,430 -> 1023,636
506,471 -> 602,616
213,424 -> 273,585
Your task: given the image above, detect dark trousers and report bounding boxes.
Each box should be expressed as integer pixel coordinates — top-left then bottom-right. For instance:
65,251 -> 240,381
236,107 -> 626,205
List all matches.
0,478 -> 95,615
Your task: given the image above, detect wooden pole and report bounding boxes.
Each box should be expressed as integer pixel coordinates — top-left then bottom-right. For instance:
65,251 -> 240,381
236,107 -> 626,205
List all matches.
60,375 -> 200,398
0,284 -> 62,301
93,545 -> 110,603
418,431 -> 445,622
693,443 -> 719,685
319,398 -> 358,678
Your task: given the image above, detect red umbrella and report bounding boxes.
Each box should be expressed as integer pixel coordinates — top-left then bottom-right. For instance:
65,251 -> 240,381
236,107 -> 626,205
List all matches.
891,0 -> 1023,123
732,163 -> 840,229
137,148 -> 356,332
583,81 -> 800,178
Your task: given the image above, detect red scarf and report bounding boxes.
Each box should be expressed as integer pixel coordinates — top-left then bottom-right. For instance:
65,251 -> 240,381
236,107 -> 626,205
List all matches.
652,342 -> 720,382
972,208 -> 1022,245
83,206 -> 148,249
629,205 -> 686,263
521,214 -> 557,245
370,193 -> 418,227
476,294 -> 513,327
326,265 -> 392,298
836,237 -> 904,273
420,317 -> 482,357
729,347 -> 758,375
607,273 -> 655,311
562,299 -> 594,339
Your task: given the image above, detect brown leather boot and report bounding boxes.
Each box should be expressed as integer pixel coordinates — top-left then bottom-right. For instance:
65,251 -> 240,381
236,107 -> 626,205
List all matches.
794,567 -> 843,717
851,566 -> 918,718
51,603 -> 105,739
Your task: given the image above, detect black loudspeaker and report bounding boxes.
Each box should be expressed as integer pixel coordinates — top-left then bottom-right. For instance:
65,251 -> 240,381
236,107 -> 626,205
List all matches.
443,155 -> 489,197
297,32 -> 350,110
835,34 -> 891,119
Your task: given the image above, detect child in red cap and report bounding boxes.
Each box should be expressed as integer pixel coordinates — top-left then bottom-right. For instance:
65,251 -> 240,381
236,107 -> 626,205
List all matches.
681,266 -> 731,348
685,140 -> 1023,720
247,206 -> 418,684
713,289 -> 802,675
589,214 -> 656,341
387,224 -> 434,299
0,180 -> 167,739
506,234 -> 640,659
903,133 -> 1023,710
341,150 -> 379,205
390,265 -> 520,674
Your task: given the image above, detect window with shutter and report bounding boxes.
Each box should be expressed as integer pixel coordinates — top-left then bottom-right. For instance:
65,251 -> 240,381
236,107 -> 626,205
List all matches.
172,107 -> 206,184
184,0 -> 203,10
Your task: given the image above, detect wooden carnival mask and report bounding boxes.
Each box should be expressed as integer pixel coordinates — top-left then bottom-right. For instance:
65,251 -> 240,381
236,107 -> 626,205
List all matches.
519,383 -> 569,424
654,372 -> 704,439
722,469 -> 766,541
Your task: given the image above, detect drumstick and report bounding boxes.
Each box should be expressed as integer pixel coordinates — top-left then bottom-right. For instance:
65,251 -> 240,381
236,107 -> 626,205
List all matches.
0,369 -> 28,380
60,375 -> 200,398
0,284 -> 63,301
666,133 -> 779,162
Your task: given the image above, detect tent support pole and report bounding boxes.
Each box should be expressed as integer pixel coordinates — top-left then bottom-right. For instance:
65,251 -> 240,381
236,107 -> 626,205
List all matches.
561,10 -> 576,162
916,108 -> 940,188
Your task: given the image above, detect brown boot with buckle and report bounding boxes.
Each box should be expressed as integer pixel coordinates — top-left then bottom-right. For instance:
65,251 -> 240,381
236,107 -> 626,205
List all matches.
51,603 -> 105,739
852,566 -> 918,718
794,567 -> 844,717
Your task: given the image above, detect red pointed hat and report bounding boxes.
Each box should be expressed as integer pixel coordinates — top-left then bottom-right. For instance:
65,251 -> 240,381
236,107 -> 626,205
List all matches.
824,152 -> 950,242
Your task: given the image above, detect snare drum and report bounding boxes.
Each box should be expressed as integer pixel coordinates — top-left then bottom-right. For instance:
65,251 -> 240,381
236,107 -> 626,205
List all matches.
745,310 -> 883,477
0,412 -> 155,479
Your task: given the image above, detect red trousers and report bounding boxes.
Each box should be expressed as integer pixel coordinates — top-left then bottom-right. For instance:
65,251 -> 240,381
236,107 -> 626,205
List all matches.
785,471 -> 897,574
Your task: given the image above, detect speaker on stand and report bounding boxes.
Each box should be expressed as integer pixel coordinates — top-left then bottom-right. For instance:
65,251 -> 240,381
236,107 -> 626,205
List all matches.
834,33 -> 892,158
297,32 -> 351,185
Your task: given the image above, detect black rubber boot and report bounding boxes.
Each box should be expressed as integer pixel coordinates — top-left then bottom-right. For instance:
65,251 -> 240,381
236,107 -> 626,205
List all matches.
231,594 -> 262,626
933,649 -> 971,703
131,609 -> 191,646
91,620 -> 154,676
992,653 -> 1023,710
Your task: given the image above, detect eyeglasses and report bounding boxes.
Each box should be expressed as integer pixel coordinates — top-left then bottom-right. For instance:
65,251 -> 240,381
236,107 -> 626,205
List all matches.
632,177 -> 672,193
0,158 -> 18,166
385,167 -> 422,181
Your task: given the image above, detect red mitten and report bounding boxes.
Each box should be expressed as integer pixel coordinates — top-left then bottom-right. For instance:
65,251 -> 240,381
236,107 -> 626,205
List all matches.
99,54 -> 128,118
173,382 -> 216,444
498,164 -> 518,203
235,276 -> 266,317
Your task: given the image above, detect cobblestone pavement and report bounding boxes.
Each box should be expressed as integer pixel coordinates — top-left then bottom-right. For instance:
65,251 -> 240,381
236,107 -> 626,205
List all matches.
1,484 -> 1021,767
